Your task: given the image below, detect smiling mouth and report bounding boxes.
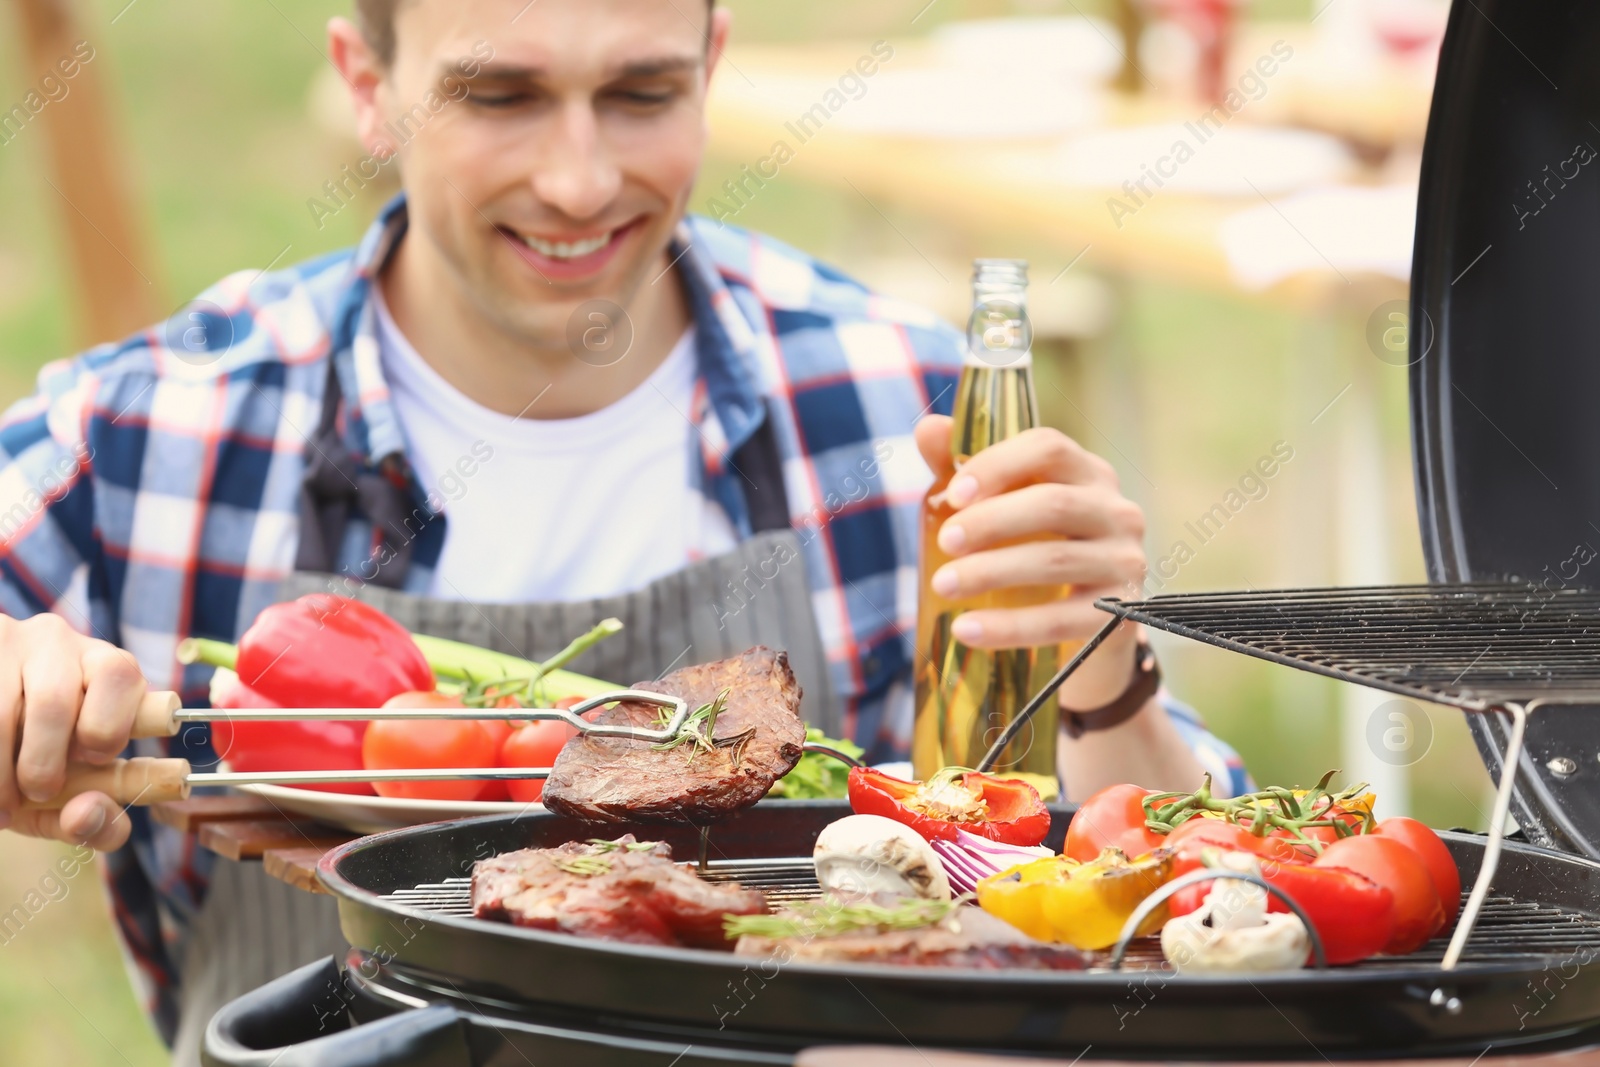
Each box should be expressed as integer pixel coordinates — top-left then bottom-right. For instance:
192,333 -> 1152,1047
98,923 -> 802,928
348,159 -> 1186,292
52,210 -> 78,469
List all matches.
517,230 -> 615,259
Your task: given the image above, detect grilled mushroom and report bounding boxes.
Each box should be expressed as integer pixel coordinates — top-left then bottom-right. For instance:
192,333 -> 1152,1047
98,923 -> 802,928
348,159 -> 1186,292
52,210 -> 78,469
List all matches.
813,814 -> 952,901
1160,854 -> 1309,973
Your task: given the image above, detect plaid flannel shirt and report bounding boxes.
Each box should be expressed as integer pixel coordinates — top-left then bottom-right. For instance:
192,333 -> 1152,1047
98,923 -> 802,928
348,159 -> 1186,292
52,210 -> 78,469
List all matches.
0,195 -> 1247,1040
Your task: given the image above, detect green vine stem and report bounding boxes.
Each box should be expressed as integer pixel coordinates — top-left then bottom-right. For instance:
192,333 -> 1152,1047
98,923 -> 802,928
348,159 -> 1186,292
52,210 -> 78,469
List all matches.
1140,770 -> 1375,852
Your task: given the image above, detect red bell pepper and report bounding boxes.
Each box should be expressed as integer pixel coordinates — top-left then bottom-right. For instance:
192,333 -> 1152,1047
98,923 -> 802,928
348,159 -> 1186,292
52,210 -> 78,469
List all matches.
236,594 -> 434,709
847,766 -> 1050,846
207,669 -> 375,797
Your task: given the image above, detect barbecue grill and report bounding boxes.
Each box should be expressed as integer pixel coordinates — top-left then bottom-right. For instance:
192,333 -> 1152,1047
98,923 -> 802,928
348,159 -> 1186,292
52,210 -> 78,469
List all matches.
201,1 -> 1600,1064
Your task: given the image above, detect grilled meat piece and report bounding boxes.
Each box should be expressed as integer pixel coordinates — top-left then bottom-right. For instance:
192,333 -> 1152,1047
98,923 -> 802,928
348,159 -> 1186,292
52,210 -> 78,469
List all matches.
471,836 -> 766,949
734,904 -> 1088,970
542,646 -> 806,823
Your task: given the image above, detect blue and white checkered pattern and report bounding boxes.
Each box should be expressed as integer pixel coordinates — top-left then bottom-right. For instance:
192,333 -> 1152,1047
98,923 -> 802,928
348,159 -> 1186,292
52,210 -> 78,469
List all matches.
0,195 -> 1248,1040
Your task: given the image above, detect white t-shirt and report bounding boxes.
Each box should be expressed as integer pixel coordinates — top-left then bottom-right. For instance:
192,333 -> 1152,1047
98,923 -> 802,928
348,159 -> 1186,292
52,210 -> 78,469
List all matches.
374,292 -> 739,603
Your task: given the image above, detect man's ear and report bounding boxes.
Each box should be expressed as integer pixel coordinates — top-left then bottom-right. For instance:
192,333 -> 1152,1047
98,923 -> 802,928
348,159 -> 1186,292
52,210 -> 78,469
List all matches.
705,6 -> 733,87
327,17 -> 397,161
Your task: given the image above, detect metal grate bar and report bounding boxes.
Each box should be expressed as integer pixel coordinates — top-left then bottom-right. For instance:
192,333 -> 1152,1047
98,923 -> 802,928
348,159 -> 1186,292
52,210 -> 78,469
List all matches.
1098,583 -> 1600,711
383,869 -> 1600,971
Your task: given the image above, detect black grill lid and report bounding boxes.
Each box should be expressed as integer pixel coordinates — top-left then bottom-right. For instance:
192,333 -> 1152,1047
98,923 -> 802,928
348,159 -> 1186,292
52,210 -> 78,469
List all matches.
1411,0 -> 1600,855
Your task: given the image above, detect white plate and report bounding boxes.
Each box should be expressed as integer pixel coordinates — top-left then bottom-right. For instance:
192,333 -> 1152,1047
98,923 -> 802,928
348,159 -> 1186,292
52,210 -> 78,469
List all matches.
236,783 -> 538,835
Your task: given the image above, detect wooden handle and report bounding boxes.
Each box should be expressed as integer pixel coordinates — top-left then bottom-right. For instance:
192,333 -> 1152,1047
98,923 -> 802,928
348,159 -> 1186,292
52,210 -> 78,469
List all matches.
19,757 -> 191,811
131,691 -> 182,738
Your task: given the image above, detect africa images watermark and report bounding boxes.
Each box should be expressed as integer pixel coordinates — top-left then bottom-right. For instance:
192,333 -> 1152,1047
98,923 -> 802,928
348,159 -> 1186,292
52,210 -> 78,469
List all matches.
703,41 -> 896,228
1134,440 -> 1296,596
0,441 -> 94,545
1105,40 -> 1296,230
0,844 -> 96,949
306,39 -> 496,231
710,440 -> 895,630
0,39 -> 96,149
1513,140 -> 1597,231
324,439 -> 496,594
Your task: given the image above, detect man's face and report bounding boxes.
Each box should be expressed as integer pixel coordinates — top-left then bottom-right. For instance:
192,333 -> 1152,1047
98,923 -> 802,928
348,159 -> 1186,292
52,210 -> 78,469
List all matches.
375,0 -> 721,347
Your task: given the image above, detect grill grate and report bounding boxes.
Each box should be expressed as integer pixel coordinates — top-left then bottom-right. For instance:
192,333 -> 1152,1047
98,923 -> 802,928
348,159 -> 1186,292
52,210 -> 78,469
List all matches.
1096,583 -> 1600,712
382,864 -> 1600,971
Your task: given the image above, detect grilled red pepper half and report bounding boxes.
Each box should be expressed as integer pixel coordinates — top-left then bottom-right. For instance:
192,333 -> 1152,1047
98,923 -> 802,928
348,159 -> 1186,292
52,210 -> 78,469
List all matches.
236,594 -> 434,709
847,766 -> 1050,846
207,669 -> 374,796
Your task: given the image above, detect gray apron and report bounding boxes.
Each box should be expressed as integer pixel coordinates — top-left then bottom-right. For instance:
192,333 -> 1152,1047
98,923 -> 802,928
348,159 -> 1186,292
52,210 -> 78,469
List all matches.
168,368 -> 836,1065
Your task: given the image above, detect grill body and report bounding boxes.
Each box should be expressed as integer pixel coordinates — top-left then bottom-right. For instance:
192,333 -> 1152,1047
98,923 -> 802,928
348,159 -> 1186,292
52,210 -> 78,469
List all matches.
304,803 -> 1600,1062
1410,0 -> 1600,857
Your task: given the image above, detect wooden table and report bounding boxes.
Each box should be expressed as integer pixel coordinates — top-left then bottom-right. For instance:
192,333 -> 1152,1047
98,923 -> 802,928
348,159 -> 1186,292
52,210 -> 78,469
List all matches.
705,23 -> 1429,312
154,795 -> 355,894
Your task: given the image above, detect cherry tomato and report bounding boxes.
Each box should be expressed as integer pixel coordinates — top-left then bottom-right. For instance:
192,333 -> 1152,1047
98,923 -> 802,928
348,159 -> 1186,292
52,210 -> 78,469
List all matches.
1065,784 -> 1167,861
362,691 -> 498,802
1317,834 -> 1445,954
1373,817 -> 1462,925
498,719 -> 579,803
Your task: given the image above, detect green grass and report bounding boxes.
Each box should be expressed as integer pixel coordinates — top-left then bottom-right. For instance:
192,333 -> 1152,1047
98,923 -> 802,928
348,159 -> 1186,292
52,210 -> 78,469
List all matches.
0,0 -> 1487,1059
0,836 -> 168,1066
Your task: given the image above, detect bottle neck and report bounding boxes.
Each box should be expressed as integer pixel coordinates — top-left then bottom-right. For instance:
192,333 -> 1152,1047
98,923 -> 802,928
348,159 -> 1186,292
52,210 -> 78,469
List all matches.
966,259 -> 1032,370
949,361 -> 1040,460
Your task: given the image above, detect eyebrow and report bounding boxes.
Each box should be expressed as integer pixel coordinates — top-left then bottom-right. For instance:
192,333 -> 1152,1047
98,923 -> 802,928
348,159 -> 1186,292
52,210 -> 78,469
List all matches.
456,56 -> 703,83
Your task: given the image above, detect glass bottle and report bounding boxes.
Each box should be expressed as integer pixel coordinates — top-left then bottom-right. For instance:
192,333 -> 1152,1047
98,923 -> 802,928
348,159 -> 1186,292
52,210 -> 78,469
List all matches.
912,259 -> 1064,780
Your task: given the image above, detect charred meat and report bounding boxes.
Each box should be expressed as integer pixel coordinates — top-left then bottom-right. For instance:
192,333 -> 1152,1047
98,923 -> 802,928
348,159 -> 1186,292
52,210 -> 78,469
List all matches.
471,836 -> 766,949
542,646 -> 806,823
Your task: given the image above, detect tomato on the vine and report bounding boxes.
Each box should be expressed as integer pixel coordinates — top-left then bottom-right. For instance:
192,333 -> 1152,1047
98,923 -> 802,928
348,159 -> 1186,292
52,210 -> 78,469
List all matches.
1373,816 -> 1461,925
1065,784 -> 1168,861
362,691 -> 499,802
1316,834 -> 1445,954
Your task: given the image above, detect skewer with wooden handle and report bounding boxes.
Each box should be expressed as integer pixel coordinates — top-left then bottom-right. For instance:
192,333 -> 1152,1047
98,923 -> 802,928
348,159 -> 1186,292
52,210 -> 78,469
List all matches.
21,688 -> 697,811
23,688 -> 860,811
19,759 -> 577,810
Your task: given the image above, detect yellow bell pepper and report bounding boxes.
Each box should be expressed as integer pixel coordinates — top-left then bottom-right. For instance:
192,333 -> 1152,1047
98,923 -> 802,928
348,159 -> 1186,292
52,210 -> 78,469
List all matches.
976,847 -> 1173,950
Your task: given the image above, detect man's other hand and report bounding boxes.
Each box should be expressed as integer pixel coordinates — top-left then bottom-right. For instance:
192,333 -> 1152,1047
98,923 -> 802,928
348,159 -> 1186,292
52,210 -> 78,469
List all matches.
914,416 -> 1145,710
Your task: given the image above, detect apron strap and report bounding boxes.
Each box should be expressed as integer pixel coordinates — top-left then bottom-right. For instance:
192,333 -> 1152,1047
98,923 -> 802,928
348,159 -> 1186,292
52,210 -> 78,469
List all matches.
732,399 -> 792,535
292,361 -> 417,589
294,362 -> 793,583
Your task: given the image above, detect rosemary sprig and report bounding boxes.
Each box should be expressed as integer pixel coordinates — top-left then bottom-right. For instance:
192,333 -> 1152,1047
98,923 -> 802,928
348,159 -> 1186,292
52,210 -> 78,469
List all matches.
584,838 -> 660,854
724,894 -> 973,941
652,688 -> 733,763
551,855 -> 613,877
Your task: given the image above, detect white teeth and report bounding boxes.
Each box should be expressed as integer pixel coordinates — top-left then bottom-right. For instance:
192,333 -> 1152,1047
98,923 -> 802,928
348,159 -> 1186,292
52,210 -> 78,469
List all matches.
520,231 -> 613,259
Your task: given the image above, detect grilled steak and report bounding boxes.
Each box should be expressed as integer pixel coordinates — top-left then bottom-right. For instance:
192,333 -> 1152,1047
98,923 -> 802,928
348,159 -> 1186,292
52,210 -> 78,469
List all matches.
542,646 -> 806,823
471,836 -> 766,949
734,904 -> 1088,970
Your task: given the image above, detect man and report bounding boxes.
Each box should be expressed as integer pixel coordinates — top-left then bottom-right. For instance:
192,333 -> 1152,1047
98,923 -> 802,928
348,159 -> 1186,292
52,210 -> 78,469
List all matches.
0,0 -> 1246,1052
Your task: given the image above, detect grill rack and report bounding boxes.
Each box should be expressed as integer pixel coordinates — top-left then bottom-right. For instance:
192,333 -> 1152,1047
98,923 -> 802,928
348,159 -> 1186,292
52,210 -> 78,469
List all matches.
977,582 -> 1600,975
384,584 -> 1600,986
384,867 -> 1600,971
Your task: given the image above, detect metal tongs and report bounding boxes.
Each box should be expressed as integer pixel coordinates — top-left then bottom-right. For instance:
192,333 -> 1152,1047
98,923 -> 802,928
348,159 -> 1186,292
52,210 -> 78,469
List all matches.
21,688 -> 695,811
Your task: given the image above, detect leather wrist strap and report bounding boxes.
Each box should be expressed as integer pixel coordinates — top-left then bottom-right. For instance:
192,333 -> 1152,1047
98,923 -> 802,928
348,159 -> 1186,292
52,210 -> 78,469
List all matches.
1061,639 -> 1161,739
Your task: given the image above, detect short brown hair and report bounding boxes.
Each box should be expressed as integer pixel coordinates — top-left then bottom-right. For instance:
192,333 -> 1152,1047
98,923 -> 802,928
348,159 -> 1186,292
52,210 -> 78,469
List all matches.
353,0 -> 406,66
355,0 -> 714,66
